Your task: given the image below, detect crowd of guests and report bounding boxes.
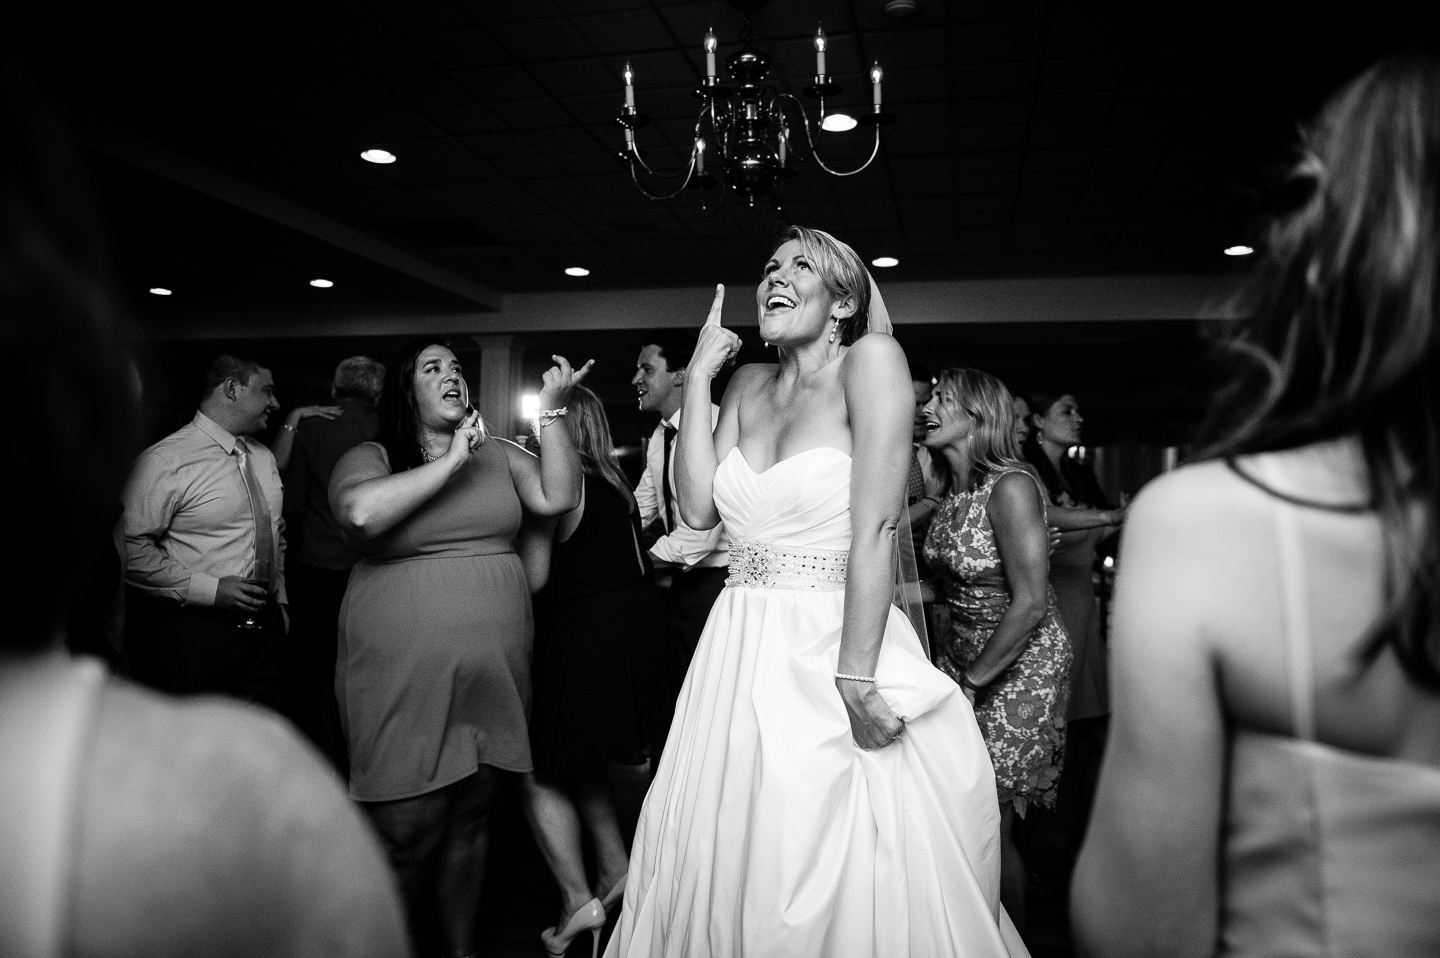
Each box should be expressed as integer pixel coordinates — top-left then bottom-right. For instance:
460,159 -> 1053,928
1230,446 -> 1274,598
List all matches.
5,51 -> 1440,958
104,323 -> 1124,952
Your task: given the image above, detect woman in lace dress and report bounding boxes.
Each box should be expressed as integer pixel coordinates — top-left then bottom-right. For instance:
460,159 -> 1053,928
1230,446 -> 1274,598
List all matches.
921,367 -> 1071,929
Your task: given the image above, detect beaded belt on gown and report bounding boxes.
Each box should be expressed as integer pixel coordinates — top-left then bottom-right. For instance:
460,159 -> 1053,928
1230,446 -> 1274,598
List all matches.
724,539 -> 848,592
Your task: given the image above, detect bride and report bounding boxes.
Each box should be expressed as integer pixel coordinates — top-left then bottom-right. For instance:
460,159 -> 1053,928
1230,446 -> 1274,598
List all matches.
600,227 -> 1028,958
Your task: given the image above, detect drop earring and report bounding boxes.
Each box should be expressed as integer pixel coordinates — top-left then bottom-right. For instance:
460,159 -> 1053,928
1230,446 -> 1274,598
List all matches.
828,319 -> 839,344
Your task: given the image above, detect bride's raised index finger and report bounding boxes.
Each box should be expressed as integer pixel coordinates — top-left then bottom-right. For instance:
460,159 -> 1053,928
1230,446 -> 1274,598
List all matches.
704,284 -> 725,327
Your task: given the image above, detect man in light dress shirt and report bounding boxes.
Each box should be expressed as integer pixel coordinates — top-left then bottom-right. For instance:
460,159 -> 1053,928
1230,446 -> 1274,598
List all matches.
632,332 -> 729,684
123,354 -> 288,709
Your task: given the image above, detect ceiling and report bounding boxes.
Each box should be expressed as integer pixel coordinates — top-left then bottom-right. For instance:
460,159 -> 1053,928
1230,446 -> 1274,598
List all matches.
16,0 -> 1430,313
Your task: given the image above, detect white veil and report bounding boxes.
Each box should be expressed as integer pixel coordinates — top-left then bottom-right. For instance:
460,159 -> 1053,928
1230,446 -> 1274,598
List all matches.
865,269 -> 930,659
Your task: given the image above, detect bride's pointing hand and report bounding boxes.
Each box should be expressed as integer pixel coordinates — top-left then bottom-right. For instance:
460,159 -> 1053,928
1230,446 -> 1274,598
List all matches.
692,284 -> 741,381
838,681 -> 905,750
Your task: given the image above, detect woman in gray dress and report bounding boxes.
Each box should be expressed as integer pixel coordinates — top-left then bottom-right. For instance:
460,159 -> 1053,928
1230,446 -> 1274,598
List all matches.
331,340 -> 587,957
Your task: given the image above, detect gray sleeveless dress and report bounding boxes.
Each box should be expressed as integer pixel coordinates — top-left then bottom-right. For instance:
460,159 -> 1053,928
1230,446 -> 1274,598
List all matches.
338,439 -> 532,801
1220,457 -> 1440,955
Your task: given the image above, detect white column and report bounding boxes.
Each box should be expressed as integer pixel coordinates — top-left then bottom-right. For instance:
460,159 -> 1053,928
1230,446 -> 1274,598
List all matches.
471,335 -> 525,441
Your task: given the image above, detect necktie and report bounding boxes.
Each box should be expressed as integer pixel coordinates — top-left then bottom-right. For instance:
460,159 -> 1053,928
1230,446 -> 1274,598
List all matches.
661,422 -> 678,533
236,440 -> 276,593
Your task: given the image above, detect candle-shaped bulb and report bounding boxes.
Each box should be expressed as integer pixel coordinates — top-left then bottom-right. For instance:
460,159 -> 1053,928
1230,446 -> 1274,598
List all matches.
624,61 -> 635,109
778,126 -> 787,166
871,61 -> 883,107
704,26 -> 717,78
814,24 -> 827,76
695,137 -> 706,174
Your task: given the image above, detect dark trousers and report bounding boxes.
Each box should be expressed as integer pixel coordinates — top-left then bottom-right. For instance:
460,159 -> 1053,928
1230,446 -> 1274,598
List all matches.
125,586 -> 284,710
282,562 -> 351,774
661,565 -> 728,686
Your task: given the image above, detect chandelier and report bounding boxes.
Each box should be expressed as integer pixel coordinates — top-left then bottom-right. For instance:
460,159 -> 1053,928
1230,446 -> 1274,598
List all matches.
614,0 -> 895,213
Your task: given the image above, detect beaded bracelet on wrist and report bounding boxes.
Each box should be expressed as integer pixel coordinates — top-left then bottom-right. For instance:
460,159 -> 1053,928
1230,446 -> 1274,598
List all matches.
835,672 -> 877,683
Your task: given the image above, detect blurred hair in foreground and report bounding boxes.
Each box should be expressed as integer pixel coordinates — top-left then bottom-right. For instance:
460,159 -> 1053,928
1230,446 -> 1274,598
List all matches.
1201,53 -> 1440,687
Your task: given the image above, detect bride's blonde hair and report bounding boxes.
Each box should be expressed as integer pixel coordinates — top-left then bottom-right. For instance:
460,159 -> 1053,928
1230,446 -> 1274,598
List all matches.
771,226 -> 871,345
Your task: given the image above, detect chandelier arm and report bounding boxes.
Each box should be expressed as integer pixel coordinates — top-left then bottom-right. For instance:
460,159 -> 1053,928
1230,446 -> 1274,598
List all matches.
629,156 -> 699,201
809,124 -> 882,177
628,140 -> 698,179
700,176 -> 728,218
771,94 -> 882,177
707,101 -> 734,163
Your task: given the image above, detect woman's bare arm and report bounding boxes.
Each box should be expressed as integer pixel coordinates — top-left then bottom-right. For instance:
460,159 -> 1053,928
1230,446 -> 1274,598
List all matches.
329,432 -> 476,541
676,285 -> 745,530
506,358 -> 589,517
1049,502 -> 1125,531
1071,473 -> 1226,958
517,512 -> 559,594
837,334 -> 912,748
966,472 -> 1054,685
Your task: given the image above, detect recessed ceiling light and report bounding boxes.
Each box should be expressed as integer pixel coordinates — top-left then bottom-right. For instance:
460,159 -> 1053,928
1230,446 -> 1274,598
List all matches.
360,148 -> 397,164
565,267 -> 591,277
1224,245 -> 1254,256
821,114 -> 858,133
309,278 -> 335,288
148,287 -> 172,296
871,256 -> 899,268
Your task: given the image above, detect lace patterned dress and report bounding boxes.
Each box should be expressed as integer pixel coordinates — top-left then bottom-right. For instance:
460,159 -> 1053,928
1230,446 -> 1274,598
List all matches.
924,467 -> 1072,815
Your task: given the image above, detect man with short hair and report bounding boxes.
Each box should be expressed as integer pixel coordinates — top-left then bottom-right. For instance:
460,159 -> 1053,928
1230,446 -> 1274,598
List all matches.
122,354 -> 288,708
632,332 -> 729,684
280,355 -> 384,770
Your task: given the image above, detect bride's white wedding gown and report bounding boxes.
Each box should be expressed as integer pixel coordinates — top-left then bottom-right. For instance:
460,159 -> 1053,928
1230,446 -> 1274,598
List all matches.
605,446 -> 1028,957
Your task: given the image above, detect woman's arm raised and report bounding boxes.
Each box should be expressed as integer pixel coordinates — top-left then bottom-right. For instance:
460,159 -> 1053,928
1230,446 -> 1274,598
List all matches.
837,333 -> 912,749
677,284 -> 744,530
329,411 -> 485,540
507,356 -> 589,517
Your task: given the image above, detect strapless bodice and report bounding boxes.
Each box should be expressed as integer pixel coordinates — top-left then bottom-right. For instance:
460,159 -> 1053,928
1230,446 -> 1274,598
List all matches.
714,446 -> 852,552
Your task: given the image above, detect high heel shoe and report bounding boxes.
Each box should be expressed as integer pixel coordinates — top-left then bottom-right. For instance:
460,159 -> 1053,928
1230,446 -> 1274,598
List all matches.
598,874 -> 627,914
541,897 -> 605,958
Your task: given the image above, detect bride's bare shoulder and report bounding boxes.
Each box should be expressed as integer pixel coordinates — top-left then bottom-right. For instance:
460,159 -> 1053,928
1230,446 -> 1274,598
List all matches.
840,332 -> 906,381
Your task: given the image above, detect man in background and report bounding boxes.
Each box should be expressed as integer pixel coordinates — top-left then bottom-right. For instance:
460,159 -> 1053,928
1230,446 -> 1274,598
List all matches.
123,354 -> 287,709
280,355 -> 384,771
632,332 -> 729,686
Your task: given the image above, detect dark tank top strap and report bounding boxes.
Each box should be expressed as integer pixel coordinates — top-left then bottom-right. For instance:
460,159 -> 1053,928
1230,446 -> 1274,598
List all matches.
1226,457 -> 1372,514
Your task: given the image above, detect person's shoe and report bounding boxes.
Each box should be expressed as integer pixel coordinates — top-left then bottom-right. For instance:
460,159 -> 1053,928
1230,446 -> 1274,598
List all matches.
541,898 -> 605,958
598,874 -> 627,914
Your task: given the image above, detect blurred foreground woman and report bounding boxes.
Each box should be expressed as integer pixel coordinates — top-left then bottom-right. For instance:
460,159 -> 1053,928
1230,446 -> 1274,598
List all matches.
0,61 -> 407,958
1073,55 -> 1440,958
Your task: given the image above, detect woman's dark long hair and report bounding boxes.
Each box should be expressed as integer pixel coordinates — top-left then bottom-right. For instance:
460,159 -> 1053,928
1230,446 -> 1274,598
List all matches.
1198,55 -> 1440,687
2,62 -> 136,651
376,338 -> 452,473
1022,390 -> 1113,509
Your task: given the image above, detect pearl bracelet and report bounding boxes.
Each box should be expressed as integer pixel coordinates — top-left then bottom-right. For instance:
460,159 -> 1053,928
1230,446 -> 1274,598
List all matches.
834,672 -> 876,683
